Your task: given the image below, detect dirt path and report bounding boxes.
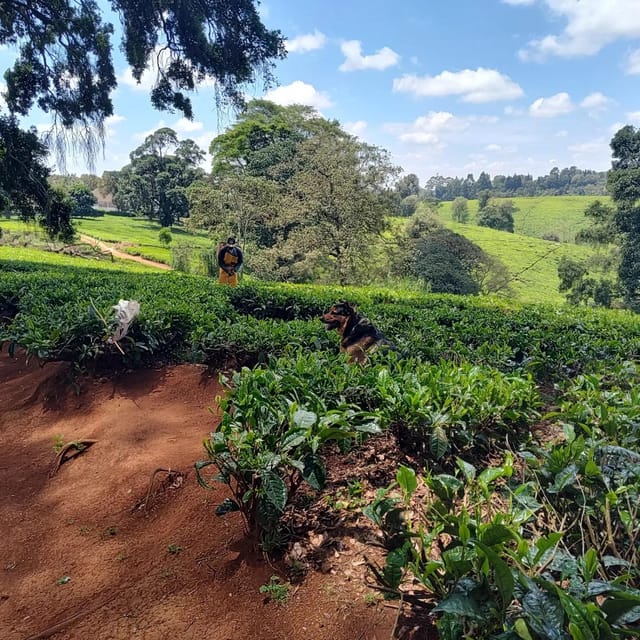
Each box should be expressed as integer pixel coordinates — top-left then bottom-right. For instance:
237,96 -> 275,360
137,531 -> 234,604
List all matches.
79,234 -> 172,271
0,354 -> 398,640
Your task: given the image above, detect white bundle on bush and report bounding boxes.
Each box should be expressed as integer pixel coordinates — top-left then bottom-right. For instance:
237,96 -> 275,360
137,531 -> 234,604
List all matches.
108,299 -> 141,343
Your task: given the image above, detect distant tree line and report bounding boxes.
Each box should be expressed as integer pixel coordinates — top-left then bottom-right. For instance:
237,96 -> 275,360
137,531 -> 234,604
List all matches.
422,167 -> 607,201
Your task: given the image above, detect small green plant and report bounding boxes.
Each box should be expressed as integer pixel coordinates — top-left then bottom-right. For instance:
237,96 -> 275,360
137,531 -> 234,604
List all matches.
53,434 -> 65,452
167,543 -> 183,555
259,575 -> 290,605
56,575 -> 71,585
200,246 -> 219,278
158,228 -> 172,247
364,592 -> 382,607
365,458 -> 640,639
101,525 -> 117,538
171,242 -> 192,272
115,552 -> 128,562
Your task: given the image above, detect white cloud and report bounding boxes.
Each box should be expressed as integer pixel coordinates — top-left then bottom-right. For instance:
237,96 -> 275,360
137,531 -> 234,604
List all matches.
173,117 -> 204,134
626,48 -> 640,74
502,0 -> 535,4
580,92 -> 613,112
517,0 -> 640,60
529,92 -> 574,118
343,120 -> 367,137
388,111 -> 470,146
486,144 -> 503,151
285,30 -> 327,54
610,121 -> 626,134
555,129 -> 569,137
627,111 -> 640,123
264,80 -> 333,110
568,138 -> 610,164
105,114 -> 125,126
118,67 -> 156,93
134,120 -> 167,142
393,68 -> 523,103
504,105 -> 525,116
339,40 -> 400,71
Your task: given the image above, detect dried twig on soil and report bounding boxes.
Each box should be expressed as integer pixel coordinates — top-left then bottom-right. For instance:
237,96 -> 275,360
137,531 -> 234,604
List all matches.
48,440 -> 97,478
135,467 -> 187,513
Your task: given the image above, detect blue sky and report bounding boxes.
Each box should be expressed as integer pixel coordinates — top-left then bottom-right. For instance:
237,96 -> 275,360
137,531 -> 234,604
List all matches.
3,0 -> 640,182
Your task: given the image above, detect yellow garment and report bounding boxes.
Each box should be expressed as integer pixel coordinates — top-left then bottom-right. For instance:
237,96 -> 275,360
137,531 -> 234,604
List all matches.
218,246 -> 240,286
218,268 -> 238,286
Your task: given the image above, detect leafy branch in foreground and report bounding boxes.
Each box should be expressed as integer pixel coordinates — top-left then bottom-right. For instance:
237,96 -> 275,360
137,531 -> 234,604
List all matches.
365,457 -> 640,639
195,364 -> 380,551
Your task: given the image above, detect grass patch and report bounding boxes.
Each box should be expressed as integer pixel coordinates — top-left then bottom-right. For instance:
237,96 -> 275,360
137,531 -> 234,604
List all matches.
0,245 -> 163,273
438,195 -> 608,242
444,222 -> 596,304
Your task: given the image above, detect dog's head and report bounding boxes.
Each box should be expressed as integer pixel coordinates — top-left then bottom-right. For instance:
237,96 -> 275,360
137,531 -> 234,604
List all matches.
320,301 -> 357,334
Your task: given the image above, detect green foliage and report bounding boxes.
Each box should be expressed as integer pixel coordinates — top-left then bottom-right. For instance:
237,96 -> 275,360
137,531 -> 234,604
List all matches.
607,125 -> 640,310
366,455 -> 640,638
170,243 -> 193,273
195,101 -> 401,285
158,228 -> 173,247
478,200 -> 516,233
259,576 -> 291,605
196,355 -> 381,549
194,350 -> 540,548
413,238 -> 480,295
68,185 -> 98,218
451,197 -> 469,223
2,0 -> 284,134
112,128 -> 204,227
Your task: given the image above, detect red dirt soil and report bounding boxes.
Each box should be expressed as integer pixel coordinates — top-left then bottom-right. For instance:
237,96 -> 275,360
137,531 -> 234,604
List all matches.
0,354 -> 399,640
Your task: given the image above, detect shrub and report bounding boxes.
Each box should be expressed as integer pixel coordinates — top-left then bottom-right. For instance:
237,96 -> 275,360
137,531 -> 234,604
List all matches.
171,243 -> 192,272
158,228 -> 173,247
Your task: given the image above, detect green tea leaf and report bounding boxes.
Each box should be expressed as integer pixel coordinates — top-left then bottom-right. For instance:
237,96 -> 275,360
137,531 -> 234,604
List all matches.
430,425 -> 448,460
293,408 -> 317,429
480,523 -> 517,547
396,465 -> 417,503
302,454 -> 327,491
262,471 -> 287,512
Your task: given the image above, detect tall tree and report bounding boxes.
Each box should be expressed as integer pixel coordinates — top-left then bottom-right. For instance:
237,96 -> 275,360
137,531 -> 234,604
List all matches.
395,173 -> 420,199
209,100 -> 338,178
451,197 -> 469,223
607,125 -> 640,310
0,115 -> 73,239
112,128 -> 204,226
275,132 -> 399,285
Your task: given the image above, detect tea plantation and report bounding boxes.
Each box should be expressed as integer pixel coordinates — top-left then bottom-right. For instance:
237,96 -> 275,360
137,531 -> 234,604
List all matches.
2,257 -> 640,637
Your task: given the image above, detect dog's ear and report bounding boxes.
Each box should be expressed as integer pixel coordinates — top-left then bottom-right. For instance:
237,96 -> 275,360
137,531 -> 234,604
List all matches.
342,301 -> 357,313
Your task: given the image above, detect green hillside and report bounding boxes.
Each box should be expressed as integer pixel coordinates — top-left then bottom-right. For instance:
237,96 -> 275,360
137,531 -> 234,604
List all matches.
438,195 -> 609,242
0,245 -> 163,273
74,214 -> 214,263
445,221 -> 596,304
1,214 -> 216,265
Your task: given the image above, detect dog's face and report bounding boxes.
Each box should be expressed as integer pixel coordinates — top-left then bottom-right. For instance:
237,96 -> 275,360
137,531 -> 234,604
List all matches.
320,301 -> 357,334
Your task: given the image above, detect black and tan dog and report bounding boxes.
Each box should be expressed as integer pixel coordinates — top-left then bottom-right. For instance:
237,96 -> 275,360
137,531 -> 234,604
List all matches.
320,301 -> 397,363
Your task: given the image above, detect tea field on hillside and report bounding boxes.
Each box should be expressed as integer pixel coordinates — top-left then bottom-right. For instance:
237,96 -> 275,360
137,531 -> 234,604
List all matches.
2,256 -> 640,638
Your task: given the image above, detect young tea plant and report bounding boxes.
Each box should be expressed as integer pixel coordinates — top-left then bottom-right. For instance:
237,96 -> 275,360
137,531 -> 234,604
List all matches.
259,575 -> 291,605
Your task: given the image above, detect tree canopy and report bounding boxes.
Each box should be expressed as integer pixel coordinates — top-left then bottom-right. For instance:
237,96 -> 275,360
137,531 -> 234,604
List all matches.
109,127 -> 205,226
1,0 -> 285,139
189,100 -> 400,284
608,125 -> 640,310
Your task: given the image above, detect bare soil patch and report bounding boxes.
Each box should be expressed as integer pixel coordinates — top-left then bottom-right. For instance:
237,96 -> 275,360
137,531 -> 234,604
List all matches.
0,353 -> 401,640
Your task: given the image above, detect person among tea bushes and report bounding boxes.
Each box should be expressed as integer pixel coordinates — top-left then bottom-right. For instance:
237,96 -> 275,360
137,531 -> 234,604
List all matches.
217,237 -> 243,286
